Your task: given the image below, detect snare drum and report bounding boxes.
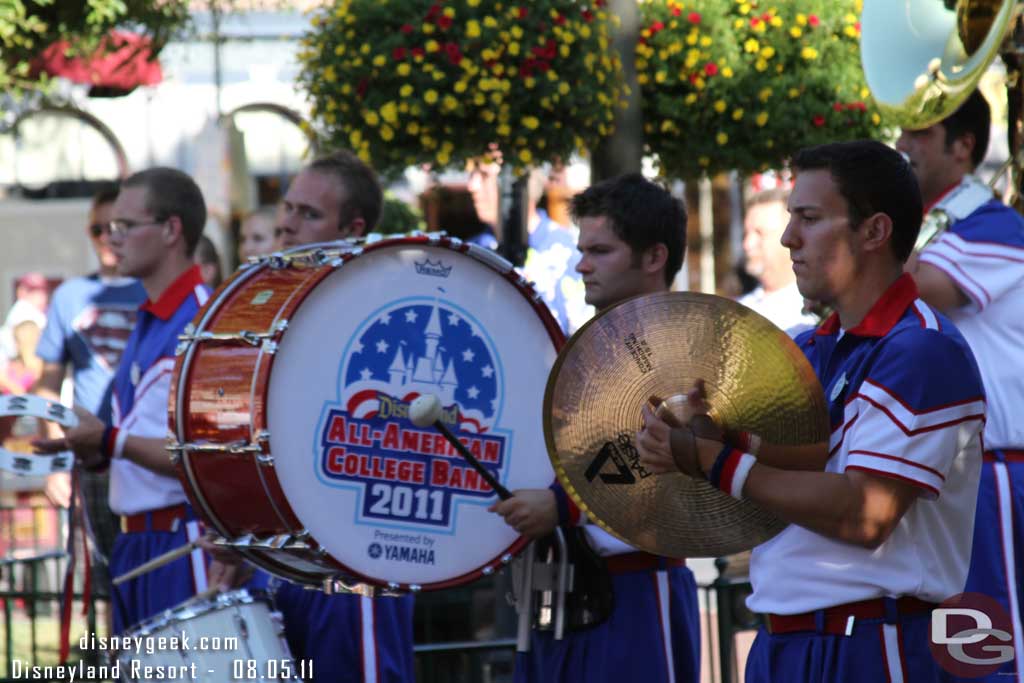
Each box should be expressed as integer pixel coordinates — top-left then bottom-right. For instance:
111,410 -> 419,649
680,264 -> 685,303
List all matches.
117,589 -> 300,682
170,236 -> 563,590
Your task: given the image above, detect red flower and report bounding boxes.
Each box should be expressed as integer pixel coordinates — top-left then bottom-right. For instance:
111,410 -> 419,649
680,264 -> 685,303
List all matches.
356,78 -> 368,98
393,46 -> 408,60
400,23 -> 414,34
704,62 -> 718,76
808,15 -> 820,27
517,6 -> 528,19
445,42 -> 462,64
761,12 -> 772,21
411,47 -> 425,58
750,17 -> 761,28
581,8 -> 594,22
554,13 -> 566,26
854,21 -> 861,31
651,20 -> 665,33
437,15 -> 453,30
687,12 -> 701,24
671,7 -> 681,17
833,102 -> 844,112
425,3 -> 441,19
595,0 -> 606,6
689,73 -> 699,85
812,115 -> 826,127
852,101 -> 867,112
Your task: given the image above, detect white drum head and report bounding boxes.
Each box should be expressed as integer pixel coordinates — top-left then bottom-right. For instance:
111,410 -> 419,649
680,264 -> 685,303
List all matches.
268,242 -> 557,588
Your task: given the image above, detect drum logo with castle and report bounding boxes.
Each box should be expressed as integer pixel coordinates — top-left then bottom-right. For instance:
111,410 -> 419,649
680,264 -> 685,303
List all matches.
316,297 -> 509,537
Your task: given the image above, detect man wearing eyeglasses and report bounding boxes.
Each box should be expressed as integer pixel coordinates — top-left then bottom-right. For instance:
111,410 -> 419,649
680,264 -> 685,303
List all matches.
35,168 -> 223,633
34,183 -> 146,628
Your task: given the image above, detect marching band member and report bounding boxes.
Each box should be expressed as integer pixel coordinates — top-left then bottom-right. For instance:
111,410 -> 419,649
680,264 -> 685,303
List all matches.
34,168 -> 225,632
900,91 -> 1024,681
272,150 -> 416,682
637,140 -> 985,682
490,173 -> 701,682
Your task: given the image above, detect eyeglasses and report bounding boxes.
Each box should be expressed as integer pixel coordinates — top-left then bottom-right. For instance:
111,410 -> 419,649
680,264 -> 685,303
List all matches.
107,217 -> 166,239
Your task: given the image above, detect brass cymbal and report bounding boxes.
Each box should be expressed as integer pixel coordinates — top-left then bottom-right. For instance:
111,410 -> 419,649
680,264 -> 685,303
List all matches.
544,292 -> 829,558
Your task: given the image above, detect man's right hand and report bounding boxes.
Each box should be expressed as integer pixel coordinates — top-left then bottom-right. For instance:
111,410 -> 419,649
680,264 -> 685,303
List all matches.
488,489 -> 558,539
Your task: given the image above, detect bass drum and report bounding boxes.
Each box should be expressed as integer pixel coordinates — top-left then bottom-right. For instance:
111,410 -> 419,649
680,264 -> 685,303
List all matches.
170,235 -> 563,590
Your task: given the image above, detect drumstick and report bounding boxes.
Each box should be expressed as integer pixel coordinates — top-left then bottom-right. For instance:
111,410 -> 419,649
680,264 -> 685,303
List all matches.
409,394 -> 513,501
112,540 -> 200,585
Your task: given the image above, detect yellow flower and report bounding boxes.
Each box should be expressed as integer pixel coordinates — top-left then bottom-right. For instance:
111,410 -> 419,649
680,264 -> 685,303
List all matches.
467,0 -> 480,6
364,111 -> 380,126
511,25 -> 523,39
693,77 -> 706,90
436,150 -> 451,166
349,130 -> 362,146
380,125 -> 394,141
739,3 -> 751,14
758,87 -> 772,102
744,38 -> 760,53
872,113 -> 881,125
756,112 -> 769,126
760,46 -> 775,59
860,87 -> 870,99
580,24 -> 591,38
770,16 -> 783,27
801,47 -> 819,60
656,71 -> 667,84
334,45 -> 346,56
844,25 -> 858,38
558,82 -> 570,96
483,16 -> 498,28
686,32 -> 698,46
788,87 -> 800,98
481,109 -> 495,121
467,20 -> 481,38
443,7 -> 454,18
372,55 -> 386,67
397,63 -> 411,76
323,65 -> 337,83
454,80 -> 468,94
796,14 -> 808,26
497,123 -> 511,137
699,156 -> 710,167
424,89 -> 439,104
474,92 -> 487,105
716,132 -> 728,145
524,76 -> 537,88
380,101 -> 398,124
732,108 -> 744,121
443,95 -> 458,111
699,36 -> 712,47
790,27 -> 803,38
426,40 -> 440,53
714,100 -> 727,113
519,149 -> 532,164
755,59 -> 767,72
733,18 -> 744,30
523,116 -> 539,130
360,43 -> 371,54
560,45 -> 570,58
722,66 -> 734,78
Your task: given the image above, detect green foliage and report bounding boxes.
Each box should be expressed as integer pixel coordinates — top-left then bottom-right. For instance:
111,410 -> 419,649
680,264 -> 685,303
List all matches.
0,0 -> 190,94
377,192 -> 426,235
638,0 -> 890,178
299,0 -> 626,176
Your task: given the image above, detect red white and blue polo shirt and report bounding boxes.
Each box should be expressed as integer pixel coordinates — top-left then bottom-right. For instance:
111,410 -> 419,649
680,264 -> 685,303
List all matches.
747,273 -> 986,614
918,189 -> 1024,450
108,265 -> 209,515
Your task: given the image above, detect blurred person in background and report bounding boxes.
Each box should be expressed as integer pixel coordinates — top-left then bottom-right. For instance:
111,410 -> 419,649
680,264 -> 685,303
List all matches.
33,183 -> 146,630
1,272 -> 50,360
738,188 -> 818,333
424,185 -> 497,247
0,320 -> 43,395
238,207 -> 277,261
196,235 -> 224,289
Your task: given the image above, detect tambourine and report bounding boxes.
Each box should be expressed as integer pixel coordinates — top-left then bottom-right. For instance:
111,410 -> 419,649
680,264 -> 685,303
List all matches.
0,394 -> 78,476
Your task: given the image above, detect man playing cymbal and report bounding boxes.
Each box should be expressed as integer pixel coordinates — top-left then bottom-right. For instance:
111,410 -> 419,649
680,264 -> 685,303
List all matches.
637,140 -> 986,682
490,172 -> 701,682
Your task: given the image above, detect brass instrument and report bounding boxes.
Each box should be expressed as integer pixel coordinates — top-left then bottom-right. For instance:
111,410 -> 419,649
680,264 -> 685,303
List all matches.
861,0 -> 1024,214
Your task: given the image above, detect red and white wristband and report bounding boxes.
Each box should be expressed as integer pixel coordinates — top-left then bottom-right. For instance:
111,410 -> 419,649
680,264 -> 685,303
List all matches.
101,425 -> 127,462
707,446 -> 757,499
734,431 -> 762,456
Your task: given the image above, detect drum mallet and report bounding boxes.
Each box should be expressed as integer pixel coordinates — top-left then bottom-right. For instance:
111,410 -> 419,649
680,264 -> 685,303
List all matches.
112,540 -> 200,585
409,394 -> 512,501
